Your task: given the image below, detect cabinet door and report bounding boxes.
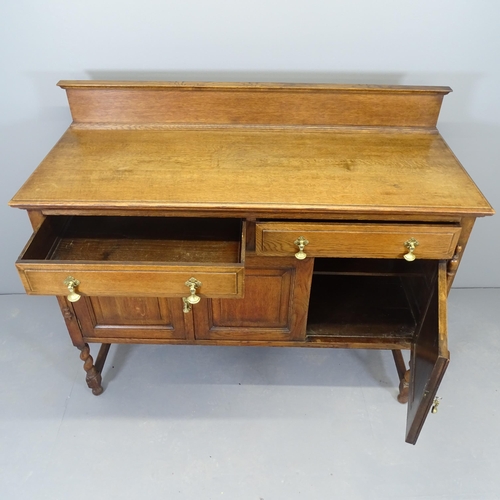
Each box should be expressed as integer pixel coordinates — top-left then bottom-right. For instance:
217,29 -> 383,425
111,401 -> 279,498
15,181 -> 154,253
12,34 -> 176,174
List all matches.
406,261 -> 449,444
72,296 -> 191,343
193,255 -> 313,341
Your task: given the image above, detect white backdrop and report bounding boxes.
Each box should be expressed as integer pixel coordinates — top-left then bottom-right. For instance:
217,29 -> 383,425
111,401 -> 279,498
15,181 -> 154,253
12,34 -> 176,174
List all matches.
1,0 -> 499,292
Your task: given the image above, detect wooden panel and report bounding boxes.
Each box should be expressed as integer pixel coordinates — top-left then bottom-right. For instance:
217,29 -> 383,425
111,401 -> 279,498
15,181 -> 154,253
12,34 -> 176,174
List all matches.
60,83 -> 448,128
194,255 -> 313,341
73,296 -> 188,341
256,223 -> 461,260
399,260 -> 438,321
9,128 -> 493,217
213,271 -> 291,327
27,210 -> 46,231
17,265 -> 244,298
447,217 -> 475,292
53,238 -> 240,263
406,262 -> 449,444
11,129 -> 493,217
92,296 -> 171,325
56,296 -> 85,347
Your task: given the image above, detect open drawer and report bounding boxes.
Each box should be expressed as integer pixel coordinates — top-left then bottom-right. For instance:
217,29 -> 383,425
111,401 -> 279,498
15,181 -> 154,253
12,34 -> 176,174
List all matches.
16,216 -> 246,300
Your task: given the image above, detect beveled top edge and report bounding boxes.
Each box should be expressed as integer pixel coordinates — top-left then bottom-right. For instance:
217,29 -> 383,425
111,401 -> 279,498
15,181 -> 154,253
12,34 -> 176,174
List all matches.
57,80 -> 453,94
8,199 -> 495,217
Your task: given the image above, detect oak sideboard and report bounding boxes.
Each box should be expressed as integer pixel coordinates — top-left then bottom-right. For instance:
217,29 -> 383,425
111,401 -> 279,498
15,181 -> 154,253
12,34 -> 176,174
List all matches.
10,81 -> 494,444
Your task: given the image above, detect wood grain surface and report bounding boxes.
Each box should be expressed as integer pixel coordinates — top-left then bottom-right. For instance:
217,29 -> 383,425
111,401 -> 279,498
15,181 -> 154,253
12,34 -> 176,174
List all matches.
256,222 -> 462,259
57,81 -> 451,128
9,128 -> 493,216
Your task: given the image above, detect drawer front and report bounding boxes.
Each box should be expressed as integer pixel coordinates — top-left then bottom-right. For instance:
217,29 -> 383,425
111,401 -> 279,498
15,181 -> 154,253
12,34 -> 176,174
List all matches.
17,264 -> 244,299
256,223 -> 461,260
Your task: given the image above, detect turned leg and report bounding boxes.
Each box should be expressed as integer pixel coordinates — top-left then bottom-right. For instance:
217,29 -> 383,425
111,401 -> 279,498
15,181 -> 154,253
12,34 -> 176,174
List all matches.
392,350 -> 410,404
78,343 -> 110,396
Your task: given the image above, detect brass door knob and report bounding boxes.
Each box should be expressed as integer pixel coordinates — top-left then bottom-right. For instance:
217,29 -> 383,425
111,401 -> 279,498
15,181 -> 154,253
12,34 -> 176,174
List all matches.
294,236 -> 309,260
404,238 -> 419,261
64,276 -> 81,302
431,397 -> 442,414
184,277 -> 202,305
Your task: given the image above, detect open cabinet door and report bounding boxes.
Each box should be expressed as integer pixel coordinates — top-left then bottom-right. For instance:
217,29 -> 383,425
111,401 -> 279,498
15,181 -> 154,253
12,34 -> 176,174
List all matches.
406,261 -> 449,444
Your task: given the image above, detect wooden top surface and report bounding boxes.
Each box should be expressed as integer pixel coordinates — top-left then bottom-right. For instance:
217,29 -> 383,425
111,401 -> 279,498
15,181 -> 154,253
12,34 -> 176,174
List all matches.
10,127 -> 493,217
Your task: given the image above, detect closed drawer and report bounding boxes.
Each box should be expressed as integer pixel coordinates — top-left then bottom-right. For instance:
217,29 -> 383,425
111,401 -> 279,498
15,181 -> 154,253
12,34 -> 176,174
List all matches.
17,216 -> 245,299
256,222 -> 461,260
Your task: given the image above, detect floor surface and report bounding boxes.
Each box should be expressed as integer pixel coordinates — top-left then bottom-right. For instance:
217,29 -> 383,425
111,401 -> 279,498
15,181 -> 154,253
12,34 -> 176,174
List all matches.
1,290 -> 499,499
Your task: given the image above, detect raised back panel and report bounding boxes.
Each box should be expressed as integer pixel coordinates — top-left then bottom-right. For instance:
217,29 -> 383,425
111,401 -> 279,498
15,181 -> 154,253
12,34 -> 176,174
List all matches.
58,81 -> 451,129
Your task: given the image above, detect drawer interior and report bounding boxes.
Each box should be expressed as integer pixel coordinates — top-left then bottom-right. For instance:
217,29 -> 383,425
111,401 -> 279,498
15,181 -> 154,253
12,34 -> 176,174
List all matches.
22,216 -> 244,264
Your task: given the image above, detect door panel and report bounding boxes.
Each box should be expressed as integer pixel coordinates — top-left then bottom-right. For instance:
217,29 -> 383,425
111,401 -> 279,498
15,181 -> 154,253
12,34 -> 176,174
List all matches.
214,271 -> 292,328
72,296 -> 191,342
194,255 -> 313,341
406,261 -> 449,444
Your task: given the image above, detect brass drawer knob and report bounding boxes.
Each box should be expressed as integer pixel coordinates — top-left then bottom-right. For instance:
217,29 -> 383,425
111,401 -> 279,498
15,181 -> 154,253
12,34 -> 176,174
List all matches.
404,238 -> 419,261
184,277 -> 202,305
64,276 -> 81,302
294,236 -> 309,260
182,297 -> 192,313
